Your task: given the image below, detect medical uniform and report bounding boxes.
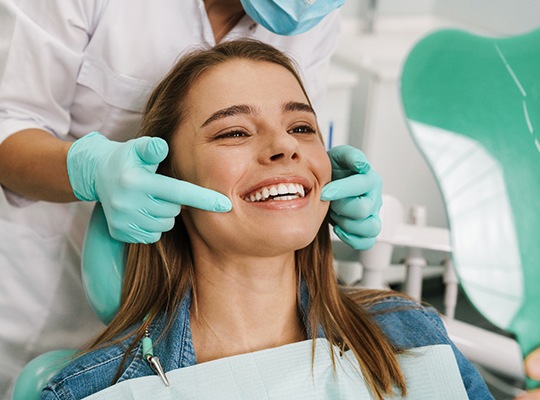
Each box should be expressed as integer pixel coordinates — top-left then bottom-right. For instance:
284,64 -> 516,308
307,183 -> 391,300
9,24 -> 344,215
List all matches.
40,293 -> 494,399
0,1 -> 340,397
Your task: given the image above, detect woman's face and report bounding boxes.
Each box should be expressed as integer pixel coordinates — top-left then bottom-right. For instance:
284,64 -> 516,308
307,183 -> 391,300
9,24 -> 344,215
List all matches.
172,59 -> 331,258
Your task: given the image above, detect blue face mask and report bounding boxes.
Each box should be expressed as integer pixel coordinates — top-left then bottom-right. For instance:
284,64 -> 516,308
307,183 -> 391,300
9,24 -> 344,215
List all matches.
240,0 -> 344,36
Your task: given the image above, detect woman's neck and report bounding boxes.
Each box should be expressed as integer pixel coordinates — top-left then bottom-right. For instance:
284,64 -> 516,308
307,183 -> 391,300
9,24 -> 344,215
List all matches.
190,253 -> 305,363
204,0 -> 246,43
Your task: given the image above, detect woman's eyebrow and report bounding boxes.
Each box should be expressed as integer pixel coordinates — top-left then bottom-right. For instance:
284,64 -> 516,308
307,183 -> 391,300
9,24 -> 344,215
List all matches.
282,101 -> 316,116
201,104 -> 258,127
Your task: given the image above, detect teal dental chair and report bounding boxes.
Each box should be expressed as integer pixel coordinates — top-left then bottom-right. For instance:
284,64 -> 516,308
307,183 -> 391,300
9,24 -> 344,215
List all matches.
12,203 -> 124,399
400,27 -> 540,390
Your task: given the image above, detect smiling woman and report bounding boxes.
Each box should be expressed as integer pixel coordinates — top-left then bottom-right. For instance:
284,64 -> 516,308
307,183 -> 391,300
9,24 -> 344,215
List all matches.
40,40 -> 493,400
171,56 -> 331,259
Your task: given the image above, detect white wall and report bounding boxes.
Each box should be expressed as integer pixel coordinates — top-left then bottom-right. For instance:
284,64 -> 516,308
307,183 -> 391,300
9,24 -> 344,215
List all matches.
433,0 -> 540,35
344,0 -> 540,34
343,0 -> 435,17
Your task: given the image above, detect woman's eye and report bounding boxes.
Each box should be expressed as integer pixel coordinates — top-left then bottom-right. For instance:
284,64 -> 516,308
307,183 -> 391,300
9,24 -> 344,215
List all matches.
215,130 -> 250,139
290,124 -> 316,134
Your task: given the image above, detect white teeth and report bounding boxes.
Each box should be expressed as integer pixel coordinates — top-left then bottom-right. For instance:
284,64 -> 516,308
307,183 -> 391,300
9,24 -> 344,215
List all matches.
273,195 -> 295,201
244,182 -> 307,202
287,183 -> 297,194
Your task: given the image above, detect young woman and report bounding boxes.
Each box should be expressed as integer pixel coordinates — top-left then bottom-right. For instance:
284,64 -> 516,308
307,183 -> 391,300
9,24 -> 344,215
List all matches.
41,39 -> 493,399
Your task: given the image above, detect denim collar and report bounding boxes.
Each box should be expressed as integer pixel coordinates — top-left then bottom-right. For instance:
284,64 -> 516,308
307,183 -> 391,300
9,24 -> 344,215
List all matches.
121,280 -> 322,380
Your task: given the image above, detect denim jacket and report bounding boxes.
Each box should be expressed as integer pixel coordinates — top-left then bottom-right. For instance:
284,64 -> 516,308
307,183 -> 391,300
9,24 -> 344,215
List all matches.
41,289 -> 494,399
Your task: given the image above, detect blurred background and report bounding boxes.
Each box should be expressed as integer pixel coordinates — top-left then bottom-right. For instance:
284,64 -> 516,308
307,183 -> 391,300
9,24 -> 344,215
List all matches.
325,2 -> 540,399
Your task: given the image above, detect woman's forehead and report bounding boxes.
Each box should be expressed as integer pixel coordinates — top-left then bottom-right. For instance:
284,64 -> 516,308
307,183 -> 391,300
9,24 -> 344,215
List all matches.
197,58 -> 298,88
187,59 -> 307,110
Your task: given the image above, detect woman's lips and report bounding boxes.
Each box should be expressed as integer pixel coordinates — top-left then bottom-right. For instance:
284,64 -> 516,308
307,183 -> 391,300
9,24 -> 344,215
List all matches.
243,182 -> 306,203
241,176 -> 312,203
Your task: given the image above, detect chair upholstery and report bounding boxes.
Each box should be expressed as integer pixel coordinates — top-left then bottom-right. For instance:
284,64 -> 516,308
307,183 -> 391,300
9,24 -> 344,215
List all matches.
401,27 -> 540,389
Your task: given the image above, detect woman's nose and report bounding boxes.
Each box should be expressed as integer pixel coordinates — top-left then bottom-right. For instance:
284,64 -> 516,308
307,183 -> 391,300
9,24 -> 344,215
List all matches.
261,130 -> 300,163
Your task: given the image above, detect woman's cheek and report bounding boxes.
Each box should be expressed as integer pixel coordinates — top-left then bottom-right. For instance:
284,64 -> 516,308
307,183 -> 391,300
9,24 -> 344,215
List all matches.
199,154 -> 245,193
317,150 -> 332,185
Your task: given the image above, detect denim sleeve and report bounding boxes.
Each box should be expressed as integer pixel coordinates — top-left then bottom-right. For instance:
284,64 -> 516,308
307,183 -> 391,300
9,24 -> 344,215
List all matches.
369,298 -> 494,400
40,388 -> 62,400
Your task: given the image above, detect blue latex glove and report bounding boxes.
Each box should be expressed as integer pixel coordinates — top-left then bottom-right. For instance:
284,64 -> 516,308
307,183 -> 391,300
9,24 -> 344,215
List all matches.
67,131 -> 232,243
321,145 -> 382,250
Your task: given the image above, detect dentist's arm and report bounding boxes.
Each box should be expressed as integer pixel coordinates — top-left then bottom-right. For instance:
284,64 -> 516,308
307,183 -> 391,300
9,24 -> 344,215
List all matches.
321,145 -> 382,250
0,129 -> 76,202
0,130 -> 232,244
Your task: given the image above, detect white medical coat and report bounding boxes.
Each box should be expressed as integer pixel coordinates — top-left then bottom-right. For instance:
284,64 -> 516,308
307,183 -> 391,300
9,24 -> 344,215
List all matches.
0,0 -> 340,397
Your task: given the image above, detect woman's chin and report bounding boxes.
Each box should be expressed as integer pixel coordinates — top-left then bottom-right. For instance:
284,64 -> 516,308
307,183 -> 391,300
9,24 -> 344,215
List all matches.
250,231 -> 317,256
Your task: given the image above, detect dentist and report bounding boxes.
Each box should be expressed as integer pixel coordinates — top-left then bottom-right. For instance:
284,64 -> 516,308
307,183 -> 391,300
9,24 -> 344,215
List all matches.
0,0 -> 382,397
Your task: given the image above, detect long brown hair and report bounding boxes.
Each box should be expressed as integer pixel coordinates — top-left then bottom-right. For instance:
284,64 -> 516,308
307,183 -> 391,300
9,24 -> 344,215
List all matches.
87,40 -> 407,399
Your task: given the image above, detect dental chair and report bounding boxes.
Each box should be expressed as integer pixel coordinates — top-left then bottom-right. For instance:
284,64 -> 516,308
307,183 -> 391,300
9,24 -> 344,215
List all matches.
12,203 -> 124,399
400,27 -> 540,391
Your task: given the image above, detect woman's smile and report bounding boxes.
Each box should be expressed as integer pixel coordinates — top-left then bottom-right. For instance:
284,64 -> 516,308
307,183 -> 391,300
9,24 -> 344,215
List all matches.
244,182 -> 306,202
241,175 -> 312,209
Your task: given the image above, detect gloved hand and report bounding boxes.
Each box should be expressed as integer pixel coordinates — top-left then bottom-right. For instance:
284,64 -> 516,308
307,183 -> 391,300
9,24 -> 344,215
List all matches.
67,131 -> 232,243
321,145 -> 382,250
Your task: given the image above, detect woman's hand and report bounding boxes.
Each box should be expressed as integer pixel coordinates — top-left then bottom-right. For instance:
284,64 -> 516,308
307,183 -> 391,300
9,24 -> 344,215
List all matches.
322,145 -> 382,250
